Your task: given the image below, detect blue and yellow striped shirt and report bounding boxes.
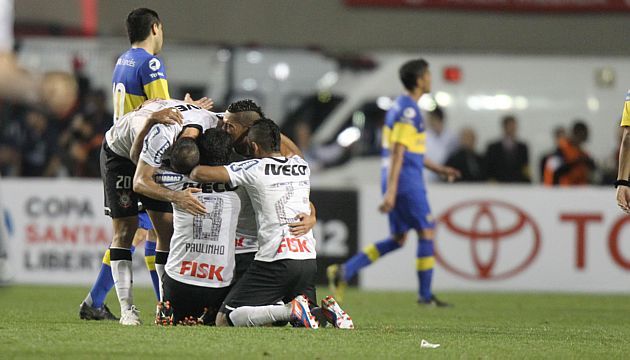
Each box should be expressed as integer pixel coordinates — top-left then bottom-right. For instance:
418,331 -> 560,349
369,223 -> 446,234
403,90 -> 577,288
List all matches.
381,95 -> 426,195
112,48 -> 170,121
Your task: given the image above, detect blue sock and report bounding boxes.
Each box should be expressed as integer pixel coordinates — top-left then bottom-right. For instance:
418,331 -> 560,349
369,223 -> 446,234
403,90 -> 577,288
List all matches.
144,240 -> 160,300
88,245 -> 136,308
416,239 -> 434,302
343,237 -> 401,282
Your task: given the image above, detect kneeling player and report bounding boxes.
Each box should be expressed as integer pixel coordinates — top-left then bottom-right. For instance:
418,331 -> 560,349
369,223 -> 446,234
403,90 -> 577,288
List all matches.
190,119 -> 353,329
157,129 -> 239,325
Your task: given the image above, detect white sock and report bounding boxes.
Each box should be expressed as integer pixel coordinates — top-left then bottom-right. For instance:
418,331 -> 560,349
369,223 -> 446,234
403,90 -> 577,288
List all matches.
83,293 -> 93,307
155,264 -> 165,301
229,304 -> 291,327
111,259 -> 133,311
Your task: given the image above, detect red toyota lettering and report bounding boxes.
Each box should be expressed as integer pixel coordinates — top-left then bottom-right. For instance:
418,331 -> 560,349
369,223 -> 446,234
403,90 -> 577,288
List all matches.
559,213 -> 603,270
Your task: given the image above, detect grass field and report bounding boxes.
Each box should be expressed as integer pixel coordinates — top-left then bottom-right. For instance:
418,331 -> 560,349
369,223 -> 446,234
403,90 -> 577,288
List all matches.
1,285 -> 630,359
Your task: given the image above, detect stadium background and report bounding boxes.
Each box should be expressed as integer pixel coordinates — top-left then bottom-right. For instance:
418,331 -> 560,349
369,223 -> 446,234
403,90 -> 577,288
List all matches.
2,1 -> 630,358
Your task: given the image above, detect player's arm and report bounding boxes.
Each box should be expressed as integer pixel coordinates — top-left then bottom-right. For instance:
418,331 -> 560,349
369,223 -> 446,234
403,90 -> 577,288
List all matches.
423,157 -> 461,183
616,126 -> 630,214
380,142 -> 405,213
289,202 -> 317,237
130,108 -> 184,164
189,165 -> 231,183
133,159 -> 206,215
280,133 -> 303,158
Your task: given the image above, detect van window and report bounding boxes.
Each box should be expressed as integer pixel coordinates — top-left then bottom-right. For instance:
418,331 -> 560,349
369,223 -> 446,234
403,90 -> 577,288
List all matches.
281,93 -> 344,146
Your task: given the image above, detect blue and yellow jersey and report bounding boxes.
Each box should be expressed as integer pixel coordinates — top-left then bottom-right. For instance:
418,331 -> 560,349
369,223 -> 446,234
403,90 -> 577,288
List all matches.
112,48 -> 170,122
381,95 -> 426,195
621,90 -> 630,127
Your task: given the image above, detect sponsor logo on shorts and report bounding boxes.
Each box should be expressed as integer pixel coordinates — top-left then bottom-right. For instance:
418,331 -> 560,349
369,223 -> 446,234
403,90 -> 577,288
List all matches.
118,191 -> 132,208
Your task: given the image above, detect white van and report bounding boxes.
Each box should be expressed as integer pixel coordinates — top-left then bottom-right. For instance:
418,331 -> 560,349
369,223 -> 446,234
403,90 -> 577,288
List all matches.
283,52 -> 629,184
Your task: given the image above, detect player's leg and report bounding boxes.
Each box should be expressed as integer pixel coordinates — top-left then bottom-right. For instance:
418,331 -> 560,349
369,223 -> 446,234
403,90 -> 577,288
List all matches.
413,197 -> 450,307
219,260 -> 318,328
233,251 -> 255,284
138,211 -> 160,300
144,202 -> 173,302
327,203 -> 409,302
110,215 -> 140,324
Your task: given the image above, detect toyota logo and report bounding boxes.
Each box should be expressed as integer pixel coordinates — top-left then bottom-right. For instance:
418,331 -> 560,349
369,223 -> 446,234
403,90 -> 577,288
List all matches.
434,200 -> 541,280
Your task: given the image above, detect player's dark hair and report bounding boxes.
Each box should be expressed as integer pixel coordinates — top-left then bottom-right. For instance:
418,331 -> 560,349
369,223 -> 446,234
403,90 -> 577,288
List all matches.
126,8 -> 161,45
399,59 -> 429,91
572,120 -> 589,140
170,137 -> 199,174
198,128 -> 233,166
248,118 -> 281,153
227,99 -> 265,126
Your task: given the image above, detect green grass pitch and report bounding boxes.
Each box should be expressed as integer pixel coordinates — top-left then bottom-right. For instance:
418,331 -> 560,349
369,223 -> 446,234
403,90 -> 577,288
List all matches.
1,285 -> 629,359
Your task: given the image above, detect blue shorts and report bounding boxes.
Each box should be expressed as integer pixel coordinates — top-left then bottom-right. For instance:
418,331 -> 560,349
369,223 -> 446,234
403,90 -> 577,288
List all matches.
138,211 -> 154,230
388,192 -> 434,235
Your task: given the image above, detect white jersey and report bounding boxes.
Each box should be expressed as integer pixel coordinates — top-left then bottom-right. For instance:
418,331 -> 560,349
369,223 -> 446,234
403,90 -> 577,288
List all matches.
225,155 -> 316,262
157,170 -> 240,288
105,99 -> 219,161
229,153 -> 259,255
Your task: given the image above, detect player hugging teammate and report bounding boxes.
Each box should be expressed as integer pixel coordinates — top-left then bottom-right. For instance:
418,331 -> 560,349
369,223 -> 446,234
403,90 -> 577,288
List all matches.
106,98 -> 353,328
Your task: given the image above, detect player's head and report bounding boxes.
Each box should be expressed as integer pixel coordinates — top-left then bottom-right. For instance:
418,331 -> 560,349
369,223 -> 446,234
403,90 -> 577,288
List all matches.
223,99 -> 265,142
428,106 -> 445,132
126,8 -> 163,53
399,59 -> 430,94
198,128 -> 233,166
170,137 -> 199,174
247,118 -> 281,157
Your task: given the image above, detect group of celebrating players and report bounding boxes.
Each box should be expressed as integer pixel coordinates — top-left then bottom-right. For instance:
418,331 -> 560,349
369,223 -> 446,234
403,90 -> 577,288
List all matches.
77,7 -> 352,329
78,3 -> 467,329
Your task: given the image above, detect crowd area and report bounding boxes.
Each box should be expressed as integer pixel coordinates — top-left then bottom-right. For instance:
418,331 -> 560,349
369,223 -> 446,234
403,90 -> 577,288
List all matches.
0,69 -> 110,178
0,74 -> 621,185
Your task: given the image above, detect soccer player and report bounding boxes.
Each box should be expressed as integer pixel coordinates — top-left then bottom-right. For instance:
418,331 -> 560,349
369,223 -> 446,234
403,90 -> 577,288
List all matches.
80,7 -> 213,321
327,59 -> 460,306
220,99 -> 316,282
102,99 -> 216,325
80,8 -> 169,320
615,93 -> 630,213
189,119 -> 352,329
156,129 -> 239,325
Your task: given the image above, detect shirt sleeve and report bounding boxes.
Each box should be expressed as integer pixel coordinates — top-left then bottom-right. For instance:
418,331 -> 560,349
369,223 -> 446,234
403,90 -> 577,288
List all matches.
390,106 -> 420,150
139,124 -> 172,167
224,159 -> 261,187
621,92 -> 630,127
139,56 -> 170,100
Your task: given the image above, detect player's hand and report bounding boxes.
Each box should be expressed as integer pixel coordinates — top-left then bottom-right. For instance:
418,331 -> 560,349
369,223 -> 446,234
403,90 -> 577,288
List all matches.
173,188 -> 206,215
289,212 -> 316,236
441,166 -> 461,183
379,191 -> 396,213
149,107 -> 183,125
617,186 -> 630,214
184,93 -> 214,110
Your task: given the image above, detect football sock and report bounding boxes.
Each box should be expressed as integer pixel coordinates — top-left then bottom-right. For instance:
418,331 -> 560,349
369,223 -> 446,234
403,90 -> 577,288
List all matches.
144,240 -> 160,300
86,245 -> 135,308
110,247 -> 134,311
229,304 -> 291,327
342,237 -> 401,282
155,250 -> 169,301
416,238 -> 435,302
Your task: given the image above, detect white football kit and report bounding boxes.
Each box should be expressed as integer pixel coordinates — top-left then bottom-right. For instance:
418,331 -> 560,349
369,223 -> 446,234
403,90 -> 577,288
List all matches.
105,99 -> 219,161
158,171 -> 240,288
225,155 -> 316,262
